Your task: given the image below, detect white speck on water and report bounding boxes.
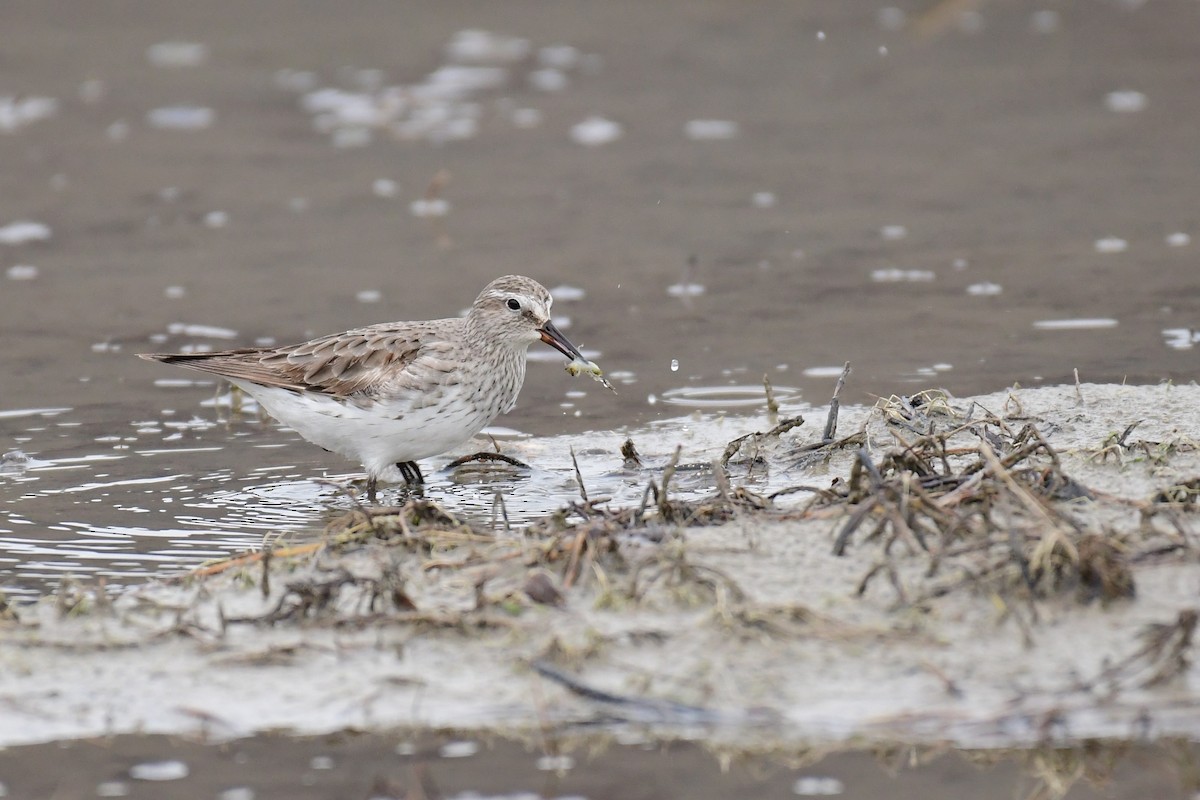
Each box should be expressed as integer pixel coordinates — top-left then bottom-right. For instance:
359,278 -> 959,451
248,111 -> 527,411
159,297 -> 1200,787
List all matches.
878,45 -> 889,56
792,775 -> 846,796
608,369 -> 636,384
0,221 -> 51,245
933,363 -> 953,371
670,359 -> 680,372
410,198 -> 450,218
570,116 -> 622,146
1162,329 -> 1200,350
0,95 -> 58,132
953,258 -> 969,270
204,211 -> 228,228
167,322 -> 239,339
550,284 -> 586,302
6,265 -> 38,281
95,781 -> 130,797
308,755 -> 335,770
129,760 -> 189,781
565,390 -> 587,399
145,41 -> 209,68
880,224 -> 908,241
372,178 -> 398,198
877,7 -> 907,30
356,290 -> 382,303
445,29 -> 530,64
439,740 -> 479,759
536,754 -> 577,772
1166,232 -> 1191,247
967,282 -> 1003,296
539,44 -> 581,69
529,68 -> 569,92
871,268 -> 935,282
1034,318 -> 1119,330
217,788 -> 256,800
510,107 -> 542,128
426,65 -> 508,95
647,393 -> 658,405
684,119 -> 739,140
803,366 -> 849,378
1105,90 -> 1147,113
164,285 -> 186,299
1094,237 -> 1128,253
752,191 -> 777,208
146,106 -> 215,130
106,120 -> 130,141
1030,9 -> 1061,34
256,337 -> 276,347
550,315 -> 571,330
79,79 -> 106,104
667,282 -> 705,298
159,186 -> 182,202
816,30 -> 826,41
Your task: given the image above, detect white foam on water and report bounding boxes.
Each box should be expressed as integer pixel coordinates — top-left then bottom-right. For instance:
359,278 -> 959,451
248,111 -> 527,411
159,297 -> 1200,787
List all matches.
6,265 -> 39,280
0,96 -> 58,132
145,41 -> 209,68
1105,90 -> 1147,113
871,268 -> 935,282
146,106 -> 215,130
1094,237 -> 1128,253
570,116 -> 622,146
966,282 -> 1003,296
0,221 -> 51,245
685,119 -> 739,140
1033,318 -> 1118,330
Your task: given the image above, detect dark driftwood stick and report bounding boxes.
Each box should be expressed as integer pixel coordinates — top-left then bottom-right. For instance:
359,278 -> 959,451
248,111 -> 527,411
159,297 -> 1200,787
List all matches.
570,446 -> 588,504
445,451 -> 529,469
822,361 -> 852,443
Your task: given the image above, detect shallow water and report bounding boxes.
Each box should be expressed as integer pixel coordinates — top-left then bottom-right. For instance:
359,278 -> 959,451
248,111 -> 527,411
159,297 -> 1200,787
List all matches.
0,393 -> 815,598
2,732 -> 1195,800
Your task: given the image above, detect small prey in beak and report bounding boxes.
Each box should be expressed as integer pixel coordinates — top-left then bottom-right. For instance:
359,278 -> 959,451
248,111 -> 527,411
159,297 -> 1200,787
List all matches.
538,320 -> 617,394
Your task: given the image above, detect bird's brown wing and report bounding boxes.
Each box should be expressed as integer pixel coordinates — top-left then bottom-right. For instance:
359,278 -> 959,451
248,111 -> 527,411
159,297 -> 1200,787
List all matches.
139,320 -> 459,398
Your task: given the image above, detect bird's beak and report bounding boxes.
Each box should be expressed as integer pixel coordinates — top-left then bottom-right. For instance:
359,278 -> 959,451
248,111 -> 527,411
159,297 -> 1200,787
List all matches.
538,319 -> 587,361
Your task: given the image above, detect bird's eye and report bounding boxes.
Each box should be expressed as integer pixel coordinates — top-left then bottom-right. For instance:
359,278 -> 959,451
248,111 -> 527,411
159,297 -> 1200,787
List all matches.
506,298 -> 521,311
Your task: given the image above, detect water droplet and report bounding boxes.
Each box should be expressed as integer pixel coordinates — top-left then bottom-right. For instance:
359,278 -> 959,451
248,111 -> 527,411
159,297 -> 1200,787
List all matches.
1094,237 -> 1128,254
670,359 -> 679,372
372,178 -> 398,198
570,115 -> 622,146
752,191 -> 777,208
129,760 -> 189,781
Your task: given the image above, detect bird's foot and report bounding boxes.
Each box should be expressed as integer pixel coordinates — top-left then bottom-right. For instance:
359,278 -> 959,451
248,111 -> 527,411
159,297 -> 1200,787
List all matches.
396,461 -> 425,486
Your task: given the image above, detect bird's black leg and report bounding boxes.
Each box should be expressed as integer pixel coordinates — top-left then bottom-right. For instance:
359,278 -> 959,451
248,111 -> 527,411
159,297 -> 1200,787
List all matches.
396,461 -> 424,486
366,476 -> 378,504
